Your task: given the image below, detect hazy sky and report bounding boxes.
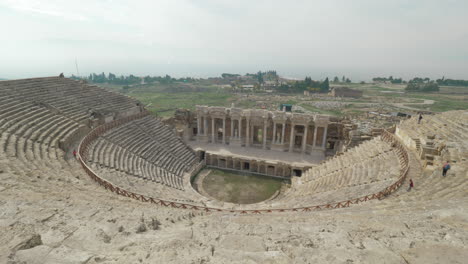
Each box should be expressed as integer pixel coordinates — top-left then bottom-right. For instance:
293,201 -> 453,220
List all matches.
1,0 -> 467,80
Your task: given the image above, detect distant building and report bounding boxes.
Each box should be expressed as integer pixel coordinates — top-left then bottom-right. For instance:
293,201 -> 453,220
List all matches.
241,84 -> 254,90
279,103 -> 292,112
330,87 -> 363,98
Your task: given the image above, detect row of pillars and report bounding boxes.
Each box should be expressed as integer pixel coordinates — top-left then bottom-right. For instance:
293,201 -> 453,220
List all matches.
197,116 -> 328,153
206,154 -> 292,178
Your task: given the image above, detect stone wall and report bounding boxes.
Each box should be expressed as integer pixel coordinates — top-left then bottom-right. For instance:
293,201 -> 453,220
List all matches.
330,87 -> 363,98
192,106 -> 336,156
203,151 -> 311,178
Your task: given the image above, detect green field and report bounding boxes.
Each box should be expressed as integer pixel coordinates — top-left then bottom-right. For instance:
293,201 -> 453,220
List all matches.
199,168 -> 284,204
97,83 -> 235,117
299,103 -> 345,116
96,82 -> 467,118
131,91 -> 233,117
353,85 -> 468,113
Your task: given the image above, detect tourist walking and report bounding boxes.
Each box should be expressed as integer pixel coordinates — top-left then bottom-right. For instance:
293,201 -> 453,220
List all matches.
418,113 -> 423,124
442,161 -> 451,176
408,179 -> 414,191
73,149 -> 77,159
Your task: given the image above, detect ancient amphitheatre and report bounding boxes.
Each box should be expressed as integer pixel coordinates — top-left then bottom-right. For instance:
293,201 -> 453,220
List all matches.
0,76 -> 467,264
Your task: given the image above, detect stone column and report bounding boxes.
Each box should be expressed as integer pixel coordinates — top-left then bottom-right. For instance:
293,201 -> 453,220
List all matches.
272,122 -> 277,144
211,118 -> 215,143
246,118 -> 250,147
222,117 -> 226,144
230,119 -> 234,141
312,126 -> 318,147
250,124 -> 254,146
263,120 -> 267,149
281,122 -> 286,144
302,124 -> 308,153
239,118 -> 242,139
289,123 -> 295,152
204,116 -> 208,136
322,125 -> 328,148
197,116 -> 201,136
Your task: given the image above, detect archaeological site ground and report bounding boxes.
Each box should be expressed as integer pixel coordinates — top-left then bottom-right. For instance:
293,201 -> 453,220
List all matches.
0,76 -> 467,264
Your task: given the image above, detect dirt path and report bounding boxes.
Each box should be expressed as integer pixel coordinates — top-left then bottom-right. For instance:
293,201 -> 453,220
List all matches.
392,99 -> 435,111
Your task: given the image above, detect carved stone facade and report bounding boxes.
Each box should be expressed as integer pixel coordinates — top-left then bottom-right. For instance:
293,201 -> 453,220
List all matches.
202,152 -> 310,178
194,106 -> 331,155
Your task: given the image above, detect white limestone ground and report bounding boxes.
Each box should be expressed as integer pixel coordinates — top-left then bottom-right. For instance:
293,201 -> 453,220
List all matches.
1,150 -> 467,264
0,78 -> 467,263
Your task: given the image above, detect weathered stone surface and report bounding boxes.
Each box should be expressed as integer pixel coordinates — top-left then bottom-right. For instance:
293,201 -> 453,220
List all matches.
0,78 -> 466,263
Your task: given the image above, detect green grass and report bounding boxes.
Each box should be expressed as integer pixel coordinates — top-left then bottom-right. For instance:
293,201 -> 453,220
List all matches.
299,103 -> 344,116
348,85 -> 467,112
96,81 -> 466,118
95,82 -> 233,117
403,94 -> 468,112
129,91 -> 234,117
235,100 -> 257,109
200,168 -> 284,204
283,99 -> 298,105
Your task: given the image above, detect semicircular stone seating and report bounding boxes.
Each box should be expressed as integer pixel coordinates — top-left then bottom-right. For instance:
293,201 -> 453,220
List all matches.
234,136 -> 402,210
0,76 -> 407,210
2,77 -> 465,212
397,111 -> 468,165
392,111 -> 468,202
0,76 -> 140,187
0,77 -> 205,204
85,115 -> 204,202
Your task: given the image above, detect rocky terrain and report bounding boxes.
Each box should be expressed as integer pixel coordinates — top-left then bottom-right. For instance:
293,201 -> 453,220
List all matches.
0,78 -> 466,263
1,151 -> 467,264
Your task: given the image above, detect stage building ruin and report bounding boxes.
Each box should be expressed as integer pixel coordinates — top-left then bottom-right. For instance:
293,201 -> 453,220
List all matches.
170,106 -> 352,178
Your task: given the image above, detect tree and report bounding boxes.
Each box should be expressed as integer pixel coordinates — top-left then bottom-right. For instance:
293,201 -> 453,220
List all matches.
221,73 -> 240,79
320,77 -> 330,93
405,82 -> 439,92
342,76 -> 346,82
333,76 -> 339,83
422,82 -> 439,92
436,77 -> 468,87
405,82 -> 419,91
257,71 -> 264,84
108,72 -> 116,81
345,78 -> 351,83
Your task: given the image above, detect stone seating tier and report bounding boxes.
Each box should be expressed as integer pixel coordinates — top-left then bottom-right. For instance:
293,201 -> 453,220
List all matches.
0,77 -> 140,124
88,138 -> 184,189
399,112 -> 468,145
85,115 -> 199,190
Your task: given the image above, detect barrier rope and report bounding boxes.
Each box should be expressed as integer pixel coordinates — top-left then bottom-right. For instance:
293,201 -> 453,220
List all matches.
77,112 -> 410,214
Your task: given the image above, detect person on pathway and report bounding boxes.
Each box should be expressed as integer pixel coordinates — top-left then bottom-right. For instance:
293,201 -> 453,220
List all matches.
408,179 -> 414,191
418,113 -> 423,124
442,161 -> 451,176
73,149 -> 77,159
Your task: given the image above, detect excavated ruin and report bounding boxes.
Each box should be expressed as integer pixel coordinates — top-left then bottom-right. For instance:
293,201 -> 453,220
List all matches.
0,77 -> 467,264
